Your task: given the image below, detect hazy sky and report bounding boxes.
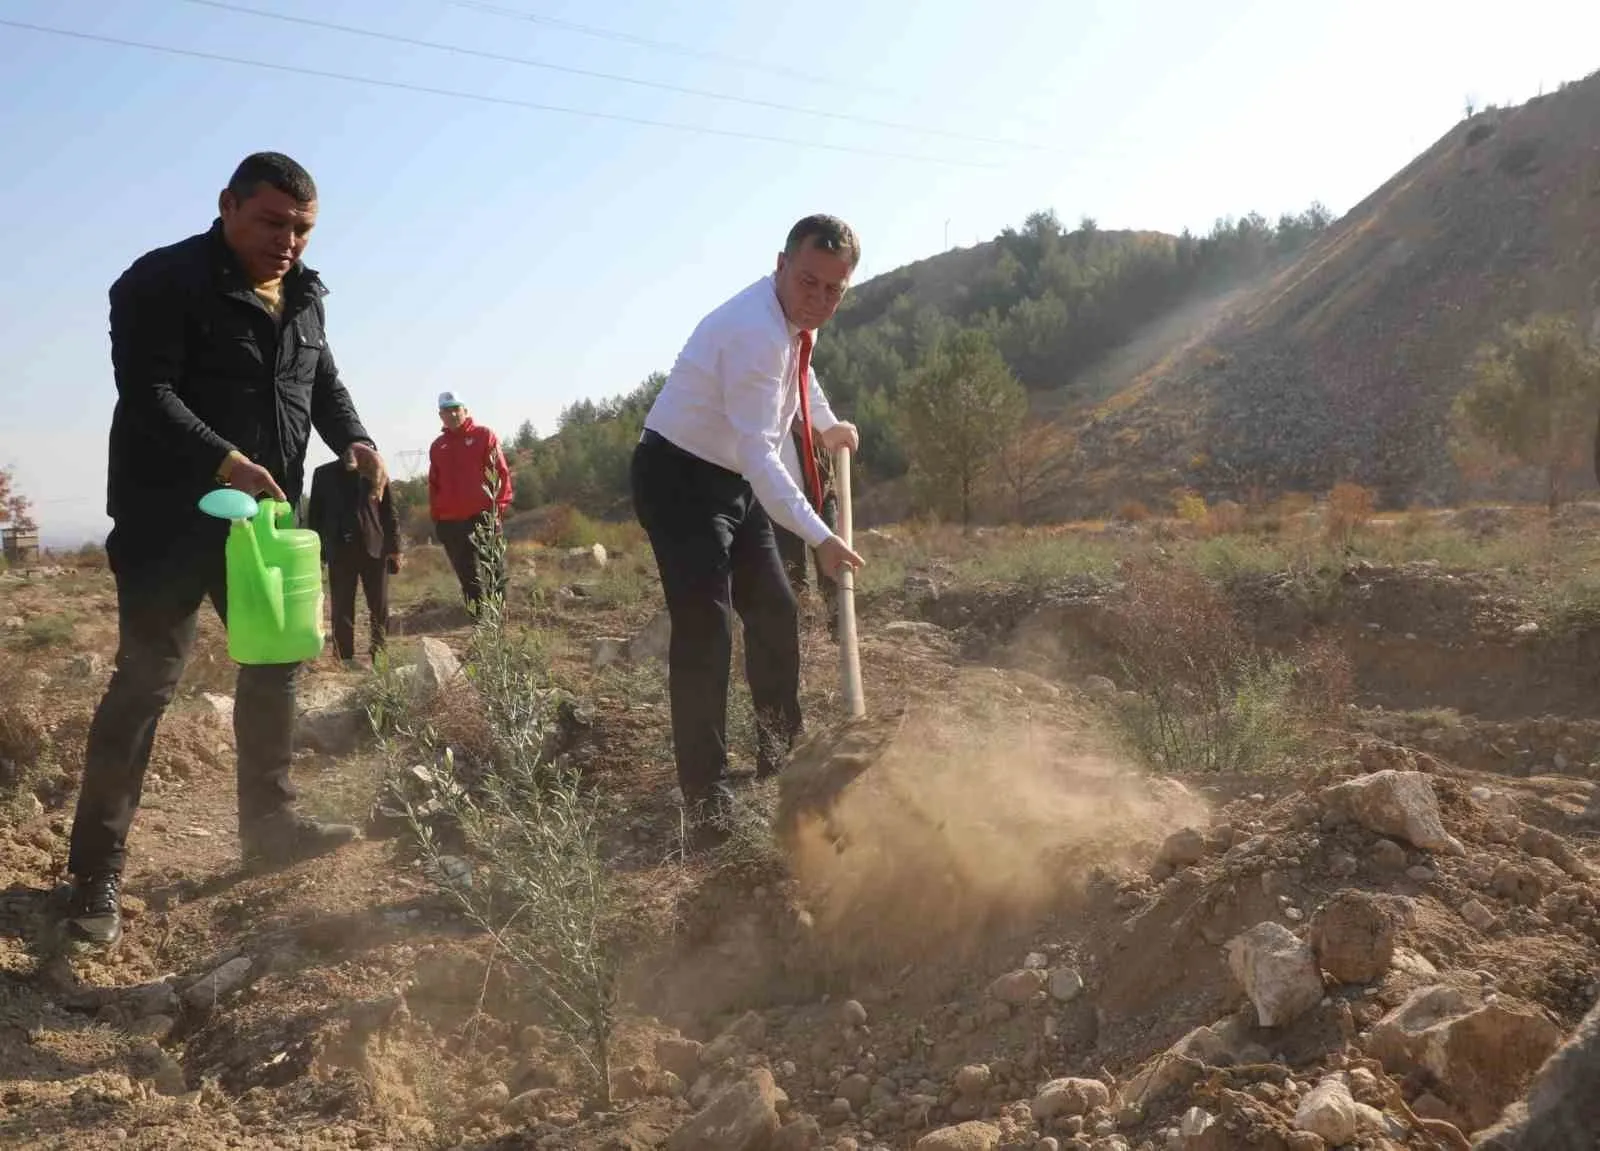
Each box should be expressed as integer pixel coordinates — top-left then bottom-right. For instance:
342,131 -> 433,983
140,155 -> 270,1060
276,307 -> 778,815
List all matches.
2,0 -> 1596,543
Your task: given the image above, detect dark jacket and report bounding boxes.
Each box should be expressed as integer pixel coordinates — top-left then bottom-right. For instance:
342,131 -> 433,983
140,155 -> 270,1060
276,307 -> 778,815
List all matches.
105,220 -> 372,535
307,460 -> 400,561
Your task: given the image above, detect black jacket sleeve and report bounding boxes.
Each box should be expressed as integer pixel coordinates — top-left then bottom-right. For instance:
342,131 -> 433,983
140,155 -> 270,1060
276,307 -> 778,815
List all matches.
109,268 -> 236,477
309,297 -> 373,459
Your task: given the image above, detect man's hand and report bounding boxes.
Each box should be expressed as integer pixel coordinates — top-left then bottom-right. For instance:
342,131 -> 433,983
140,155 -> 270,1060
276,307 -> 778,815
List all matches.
220,453 -> 287,502
347,442 -> 389,502
387,554 -> 403,575
815,534 -> 864,580
819,422 -> 860,454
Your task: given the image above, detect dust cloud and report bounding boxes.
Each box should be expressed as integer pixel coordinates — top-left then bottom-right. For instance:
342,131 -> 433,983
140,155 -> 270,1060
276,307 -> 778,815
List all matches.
778,702 -> 1207,970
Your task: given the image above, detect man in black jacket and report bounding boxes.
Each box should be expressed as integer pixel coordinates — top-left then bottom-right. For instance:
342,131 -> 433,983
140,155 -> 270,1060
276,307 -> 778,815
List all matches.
308,452 -> 402,666
66,152 -> 388,948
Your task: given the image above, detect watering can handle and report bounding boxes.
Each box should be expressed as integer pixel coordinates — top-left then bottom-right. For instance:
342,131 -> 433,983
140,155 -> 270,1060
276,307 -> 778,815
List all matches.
834,446 -> 865,719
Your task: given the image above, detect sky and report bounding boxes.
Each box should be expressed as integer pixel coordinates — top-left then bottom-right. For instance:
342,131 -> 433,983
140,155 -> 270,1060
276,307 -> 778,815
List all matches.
1,0 -> 1596,544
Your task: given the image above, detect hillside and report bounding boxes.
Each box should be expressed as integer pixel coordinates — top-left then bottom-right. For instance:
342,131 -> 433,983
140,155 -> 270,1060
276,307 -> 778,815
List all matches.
1055,69 -> 1600,515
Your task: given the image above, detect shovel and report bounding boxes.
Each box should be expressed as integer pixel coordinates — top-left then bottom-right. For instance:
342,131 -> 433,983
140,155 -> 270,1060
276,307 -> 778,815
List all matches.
834,445 -> 865,719
773,445 -> 906,851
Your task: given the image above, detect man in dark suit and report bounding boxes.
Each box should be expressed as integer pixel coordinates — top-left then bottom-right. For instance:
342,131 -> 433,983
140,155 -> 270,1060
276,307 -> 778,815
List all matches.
308,450 -> 402,666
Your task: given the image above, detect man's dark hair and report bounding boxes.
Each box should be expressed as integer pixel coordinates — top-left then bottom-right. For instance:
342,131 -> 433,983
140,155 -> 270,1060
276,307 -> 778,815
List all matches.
227,152 -> 317,204
785,214 -> 860,270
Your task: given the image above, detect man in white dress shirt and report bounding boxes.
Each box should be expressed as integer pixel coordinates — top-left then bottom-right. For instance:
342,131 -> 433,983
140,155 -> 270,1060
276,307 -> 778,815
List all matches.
633,215 -> 865,849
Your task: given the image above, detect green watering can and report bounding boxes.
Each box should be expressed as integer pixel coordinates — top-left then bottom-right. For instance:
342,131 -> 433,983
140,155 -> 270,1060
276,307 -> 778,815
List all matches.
198,489 -> 325,664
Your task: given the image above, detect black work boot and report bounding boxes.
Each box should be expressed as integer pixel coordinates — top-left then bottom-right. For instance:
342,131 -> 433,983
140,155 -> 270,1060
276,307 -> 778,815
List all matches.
240,811 -> 360,871
66,871 -> 123,948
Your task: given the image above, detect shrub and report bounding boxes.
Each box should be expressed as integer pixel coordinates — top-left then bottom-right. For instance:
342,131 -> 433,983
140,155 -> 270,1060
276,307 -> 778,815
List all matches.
1325,482 -> 1377,549
19,613 -> 75,650
1116,500 -> 1151,523
371,513 -> 624,1105
1172,489 -> 1208,526
1103,559 -> 1343,775
0,660 -> 47,794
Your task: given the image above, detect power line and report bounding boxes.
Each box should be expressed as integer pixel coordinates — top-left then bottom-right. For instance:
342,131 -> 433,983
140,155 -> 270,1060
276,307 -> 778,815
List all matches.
182,0 -> 1051,154
445,0 -> 906,98
0,18 -> 1000,168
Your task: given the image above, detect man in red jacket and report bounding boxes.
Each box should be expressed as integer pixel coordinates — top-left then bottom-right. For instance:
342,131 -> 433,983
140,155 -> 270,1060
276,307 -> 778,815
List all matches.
428,391 -> 512,612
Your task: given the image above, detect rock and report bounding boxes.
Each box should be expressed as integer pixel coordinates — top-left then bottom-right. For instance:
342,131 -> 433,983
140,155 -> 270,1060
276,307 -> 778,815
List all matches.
1031,1078 -> 1110,1121
182,957 -> 252,1011
69,652 -> 106,677
840,999 -> 869,1027
200,692 -> 235,725
562,543 -> 608,570
415,637 -> 461,695
1390,947 -> 1438,979
1518,825 -> 1590,878
1474,994 -> 1600,1149
1369,838 -> 1408,871
701,1033 -> 742,1066
773,1115 -> 823,1151
822,1097 -> 853,1124
1310,890 -> 1397,984
474,1081 -> 510,1113
295,688 -> 370,755
1409,1092 -> 1462,1126
1083,675 -> 1118,700
1322,770 -> 1465,854
1365,984 -> 1562,1131
1048,968 -> 1086,1003
1226,922 -> 1324,1027
954,1065 -> 993,1098
124,980 -> 180,1019
656,1037 -> 705,1082
1123,1022 -> 1243,1103
135,1044 -> 189,1096
1159,828 -> 1208,868
989,969 -> 1048,1005
1283,1135 -> 1325,1151
129,1015 -> 176,1043
503,1088 -> 561,1123
666,1068 -> 781,1151
1293,1076 -> 1384,1144
915,1123 -> 1001,1151
590,637 -> 630,668
1460,898 -> 1498,932
1178,1107 -> 1215,1136
838,1073 -> 871,1111
630,608 -> 671,663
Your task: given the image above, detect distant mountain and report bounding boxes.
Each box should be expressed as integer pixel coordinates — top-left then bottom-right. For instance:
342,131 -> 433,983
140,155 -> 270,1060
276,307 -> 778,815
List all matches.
1051,69 -> 1600,514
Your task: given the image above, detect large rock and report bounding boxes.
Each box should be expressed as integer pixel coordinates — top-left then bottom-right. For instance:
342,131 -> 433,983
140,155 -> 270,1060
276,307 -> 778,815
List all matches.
1030,1077 -> 1110,1120
630,608 -> 671,663
1322,770 -> 1465,854
914,1123 -> 1000,1151
1226,922 -> 1324,1027
1310,890 -> 1397,984
415,637 -> 461,696
1365,985 -> 1562,1131
1123,1019 -> 1263,1104
666,1068 -> 780,1151
1475,994 -> 1600,1148
988,968 -> 1048,1005
1292,1075 -> 1385,1144
1158,827 -> 1208,868
295,681 -> 370,754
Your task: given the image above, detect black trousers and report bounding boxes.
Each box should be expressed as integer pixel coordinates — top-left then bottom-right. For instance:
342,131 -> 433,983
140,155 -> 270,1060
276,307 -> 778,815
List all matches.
68,526 -> 300,877
435,513 -> 496,609
773,491 -> 840,606
631,432 -> 802,816
328,544 -> 390,662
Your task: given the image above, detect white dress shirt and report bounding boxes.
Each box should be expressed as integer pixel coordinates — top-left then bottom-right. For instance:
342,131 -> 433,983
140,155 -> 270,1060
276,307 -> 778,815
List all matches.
644,274 -> 839,547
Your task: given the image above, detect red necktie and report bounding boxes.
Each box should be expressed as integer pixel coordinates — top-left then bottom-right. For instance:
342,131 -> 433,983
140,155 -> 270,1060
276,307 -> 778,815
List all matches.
795,329 -> 823,512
